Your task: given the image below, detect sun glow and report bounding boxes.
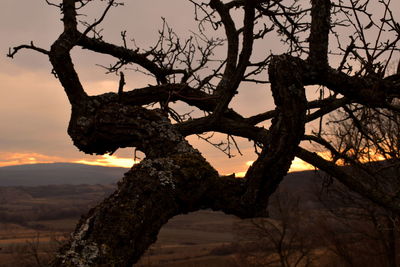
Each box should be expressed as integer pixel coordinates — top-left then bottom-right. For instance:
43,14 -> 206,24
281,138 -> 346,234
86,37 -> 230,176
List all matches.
232,157 -> 315,178
289,157 -> 314,172
74,154 -> 139,168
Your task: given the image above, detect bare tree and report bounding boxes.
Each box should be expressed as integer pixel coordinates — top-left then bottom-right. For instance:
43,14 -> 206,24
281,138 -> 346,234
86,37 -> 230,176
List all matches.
8,0 -> 400,265
311,97 -> 400,266
235,190 -> 315,267
315,174 -> 400,267
6,232 -> 68,267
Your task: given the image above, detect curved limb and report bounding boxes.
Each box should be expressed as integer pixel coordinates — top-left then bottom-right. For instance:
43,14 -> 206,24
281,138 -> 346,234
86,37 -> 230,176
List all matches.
241,54 -> 308,215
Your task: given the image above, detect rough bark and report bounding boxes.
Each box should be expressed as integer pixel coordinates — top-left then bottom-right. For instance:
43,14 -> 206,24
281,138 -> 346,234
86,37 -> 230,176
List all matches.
50,53 -> 308,266
52,145 -> 220,266
241,54 -> 307,216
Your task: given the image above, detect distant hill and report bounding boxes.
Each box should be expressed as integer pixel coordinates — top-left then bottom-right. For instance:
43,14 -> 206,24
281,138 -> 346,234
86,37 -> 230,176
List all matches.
0,162 -> 325,189
0,163 -> 129,186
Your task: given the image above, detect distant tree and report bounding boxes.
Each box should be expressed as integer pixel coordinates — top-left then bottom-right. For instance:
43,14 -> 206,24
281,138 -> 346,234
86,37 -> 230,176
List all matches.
310,99 -> 400,206
314,173 -> 400,267
311,98 -> 400,267
8,232 -> 67,267
235,190 -> 315,267
8,0 -> 400,265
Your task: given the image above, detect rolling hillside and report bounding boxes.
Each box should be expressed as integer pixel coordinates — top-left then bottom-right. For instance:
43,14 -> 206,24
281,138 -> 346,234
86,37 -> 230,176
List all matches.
0,163 -> 128,186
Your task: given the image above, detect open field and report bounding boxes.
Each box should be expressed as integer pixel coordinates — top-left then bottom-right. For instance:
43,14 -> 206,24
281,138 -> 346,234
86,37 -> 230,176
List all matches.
0,211 -> 243,266
0,184 -> 245,266
1,165 -> 387,266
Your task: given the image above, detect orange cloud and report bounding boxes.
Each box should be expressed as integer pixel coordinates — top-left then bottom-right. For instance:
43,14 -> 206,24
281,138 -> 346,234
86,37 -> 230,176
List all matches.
0,152 -> 138,169
0,152 -> 65,167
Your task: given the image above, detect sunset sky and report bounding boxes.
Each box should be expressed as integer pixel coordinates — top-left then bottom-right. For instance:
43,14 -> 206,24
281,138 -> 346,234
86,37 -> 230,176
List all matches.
1,1 -> 396,175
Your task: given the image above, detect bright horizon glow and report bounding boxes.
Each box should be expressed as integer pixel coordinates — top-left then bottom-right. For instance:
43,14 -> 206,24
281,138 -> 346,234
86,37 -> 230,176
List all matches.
4,150 -> 386,174
289,157 -> 315,172
231,157 -> 315,177
0,152 -> 316,173
0,152 -> 65,167
0,152 -> 138,168
74,154 -> 139,168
